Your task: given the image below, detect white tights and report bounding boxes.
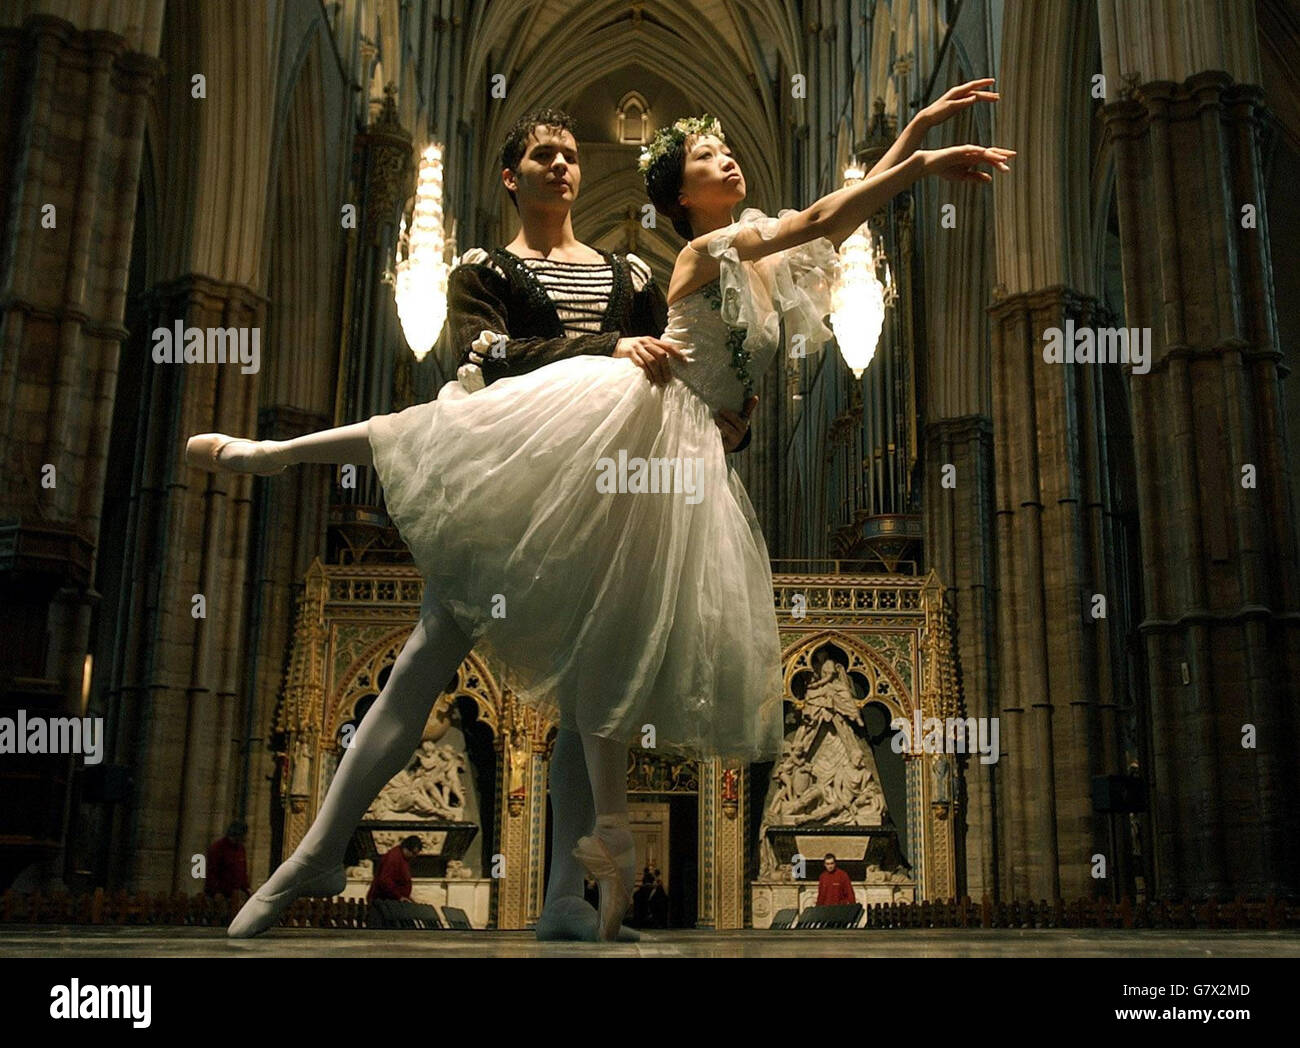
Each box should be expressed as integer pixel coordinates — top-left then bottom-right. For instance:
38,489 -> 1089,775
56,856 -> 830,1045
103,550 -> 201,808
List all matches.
218,421 -> 374,471
253,420 -> 630,906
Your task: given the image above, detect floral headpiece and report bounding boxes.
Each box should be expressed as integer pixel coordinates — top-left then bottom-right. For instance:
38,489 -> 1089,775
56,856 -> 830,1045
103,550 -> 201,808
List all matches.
637,115 -> 725,174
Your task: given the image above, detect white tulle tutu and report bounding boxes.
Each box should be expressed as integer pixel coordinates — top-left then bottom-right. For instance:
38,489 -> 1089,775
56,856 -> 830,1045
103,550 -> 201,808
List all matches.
367,208 -> 838,763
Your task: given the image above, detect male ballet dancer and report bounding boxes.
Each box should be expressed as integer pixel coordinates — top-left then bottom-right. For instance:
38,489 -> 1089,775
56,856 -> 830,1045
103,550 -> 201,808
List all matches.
225,108 -> 753,941
454,108 -> 757,940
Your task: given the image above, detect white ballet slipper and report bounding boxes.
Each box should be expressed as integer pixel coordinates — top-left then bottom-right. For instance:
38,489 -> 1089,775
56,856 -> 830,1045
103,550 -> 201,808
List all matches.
572,821 -> 636,942
534,895 -> 641,942
227,858 -> 345,938
185,433 -> 287,476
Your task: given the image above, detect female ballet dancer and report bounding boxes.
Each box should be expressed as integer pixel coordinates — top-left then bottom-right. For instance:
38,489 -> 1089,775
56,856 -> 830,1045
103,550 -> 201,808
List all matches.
188,85 -> 1013,942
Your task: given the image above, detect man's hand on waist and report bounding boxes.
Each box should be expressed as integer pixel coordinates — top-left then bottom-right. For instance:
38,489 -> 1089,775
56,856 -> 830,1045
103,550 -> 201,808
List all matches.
614,335 -> 687,386
716,395 -> 758,453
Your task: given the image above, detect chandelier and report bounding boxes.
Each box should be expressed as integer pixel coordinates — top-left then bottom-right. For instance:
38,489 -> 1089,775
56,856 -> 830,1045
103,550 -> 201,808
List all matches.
394,142 -> 450,361
829,163 -> 896,379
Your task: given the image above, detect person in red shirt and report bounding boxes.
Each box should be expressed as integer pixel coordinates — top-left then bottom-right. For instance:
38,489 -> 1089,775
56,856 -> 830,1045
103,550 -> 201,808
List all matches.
816,853 -> 855,905
205,821 -> 251,897
368,836 -> 422,902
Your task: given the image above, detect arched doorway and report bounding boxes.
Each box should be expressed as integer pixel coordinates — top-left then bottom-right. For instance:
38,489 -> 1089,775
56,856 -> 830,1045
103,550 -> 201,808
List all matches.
537,732 -> 701,930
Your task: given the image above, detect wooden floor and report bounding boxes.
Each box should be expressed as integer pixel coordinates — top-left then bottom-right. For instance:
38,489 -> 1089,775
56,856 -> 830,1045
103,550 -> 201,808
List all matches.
2,925 -> 1297,958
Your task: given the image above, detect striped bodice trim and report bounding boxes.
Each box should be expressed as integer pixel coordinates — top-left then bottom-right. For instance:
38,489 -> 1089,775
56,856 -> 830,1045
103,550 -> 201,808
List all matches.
518,257 -> 613,336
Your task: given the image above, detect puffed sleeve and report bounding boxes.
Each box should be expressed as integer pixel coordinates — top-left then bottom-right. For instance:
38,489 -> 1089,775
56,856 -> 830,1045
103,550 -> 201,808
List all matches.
705,207 -> 839,359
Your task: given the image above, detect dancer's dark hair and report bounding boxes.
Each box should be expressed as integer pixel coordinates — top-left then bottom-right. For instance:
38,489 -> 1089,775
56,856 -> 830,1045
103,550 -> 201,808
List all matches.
499,107 -> 578,210
643,135 -> 696,241
402,835 -> 423,851
643,124 -> 733,242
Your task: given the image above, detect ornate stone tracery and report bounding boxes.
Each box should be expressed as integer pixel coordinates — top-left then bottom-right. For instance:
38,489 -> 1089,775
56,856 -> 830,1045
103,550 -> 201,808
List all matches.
752,570 -> 962,925
276,560 -> 961,928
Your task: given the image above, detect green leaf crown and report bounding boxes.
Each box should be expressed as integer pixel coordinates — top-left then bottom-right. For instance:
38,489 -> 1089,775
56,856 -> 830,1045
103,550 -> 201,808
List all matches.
637,115 -> 725,175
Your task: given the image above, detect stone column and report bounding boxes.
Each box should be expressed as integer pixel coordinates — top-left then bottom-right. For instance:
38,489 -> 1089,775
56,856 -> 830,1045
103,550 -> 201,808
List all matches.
980,0 -> 1143,902
107,274 -> 266,892
923,415 -> 997,898
0,13 -> 161,888
696,759 -> 717,927
987,287 -> 1120,902
1103,68 -> 1300,898
494,698 -> 539,930
239,406 -> 331,881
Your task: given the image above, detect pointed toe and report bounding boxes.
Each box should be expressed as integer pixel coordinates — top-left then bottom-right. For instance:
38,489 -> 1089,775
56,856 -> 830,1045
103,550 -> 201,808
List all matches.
225,862 -> 345,939
573,833 -> 636,942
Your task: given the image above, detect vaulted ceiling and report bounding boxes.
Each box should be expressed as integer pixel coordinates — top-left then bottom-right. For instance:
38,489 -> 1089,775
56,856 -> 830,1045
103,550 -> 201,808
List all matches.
461,0 -> 805,277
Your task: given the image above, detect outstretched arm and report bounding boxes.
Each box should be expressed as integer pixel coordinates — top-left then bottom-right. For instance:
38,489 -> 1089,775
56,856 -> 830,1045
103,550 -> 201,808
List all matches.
669,152 -> 926,301
680,79 -> 1007,270
866,78 -> 1000,179
683,152 -> 928,265
685,143 -> 1013,268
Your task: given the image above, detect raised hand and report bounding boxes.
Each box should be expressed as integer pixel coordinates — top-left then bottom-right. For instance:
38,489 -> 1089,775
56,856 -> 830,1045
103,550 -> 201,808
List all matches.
919,77 -> 1000,129
920,144 -> 1016,184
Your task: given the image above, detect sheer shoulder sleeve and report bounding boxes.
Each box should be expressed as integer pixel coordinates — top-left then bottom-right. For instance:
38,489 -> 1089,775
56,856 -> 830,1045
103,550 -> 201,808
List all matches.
704,207 -> 839,356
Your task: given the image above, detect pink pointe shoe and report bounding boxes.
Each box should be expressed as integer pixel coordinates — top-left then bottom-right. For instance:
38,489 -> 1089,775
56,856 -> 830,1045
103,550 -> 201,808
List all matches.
573,819 -> 636,942
185,433 -> 287,476
227,857 -> 346,938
